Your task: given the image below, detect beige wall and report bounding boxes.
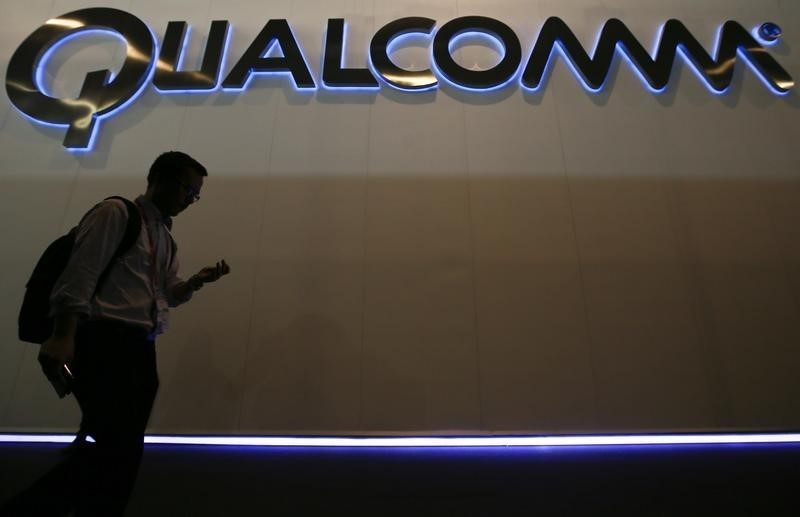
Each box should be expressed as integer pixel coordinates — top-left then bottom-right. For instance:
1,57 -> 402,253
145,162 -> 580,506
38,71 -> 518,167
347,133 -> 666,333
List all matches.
1,0 -> 799,435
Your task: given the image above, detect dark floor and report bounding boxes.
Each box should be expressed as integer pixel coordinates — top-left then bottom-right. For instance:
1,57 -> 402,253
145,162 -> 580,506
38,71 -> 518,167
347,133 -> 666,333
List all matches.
1,441 -> 799,516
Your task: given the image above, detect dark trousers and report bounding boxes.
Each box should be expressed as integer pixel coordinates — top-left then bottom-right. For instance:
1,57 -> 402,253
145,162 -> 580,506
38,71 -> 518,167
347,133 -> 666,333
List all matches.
1,320 -> 158,517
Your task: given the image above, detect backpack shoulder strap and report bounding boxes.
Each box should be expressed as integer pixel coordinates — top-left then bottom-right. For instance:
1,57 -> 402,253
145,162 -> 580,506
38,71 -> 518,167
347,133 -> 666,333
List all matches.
108,197 -> 142,259
93,196 -> 142,293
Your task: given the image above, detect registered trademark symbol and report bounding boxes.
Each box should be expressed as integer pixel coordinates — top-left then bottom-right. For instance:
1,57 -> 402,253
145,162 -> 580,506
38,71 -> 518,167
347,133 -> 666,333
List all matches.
759,22 -> 782,42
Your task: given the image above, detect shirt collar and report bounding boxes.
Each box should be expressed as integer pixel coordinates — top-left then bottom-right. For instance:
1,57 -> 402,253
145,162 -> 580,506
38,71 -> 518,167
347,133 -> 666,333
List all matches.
135,195 -> 173,230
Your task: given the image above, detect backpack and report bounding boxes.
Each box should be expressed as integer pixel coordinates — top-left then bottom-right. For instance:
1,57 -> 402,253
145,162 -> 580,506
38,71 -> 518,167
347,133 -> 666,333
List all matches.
18,197 -> 142,344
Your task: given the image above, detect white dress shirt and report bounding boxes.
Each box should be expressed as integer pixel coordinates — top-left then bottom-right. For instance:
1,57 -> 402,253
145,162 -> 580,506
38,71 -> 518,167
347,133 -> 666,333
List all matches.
49,195 -> 193,334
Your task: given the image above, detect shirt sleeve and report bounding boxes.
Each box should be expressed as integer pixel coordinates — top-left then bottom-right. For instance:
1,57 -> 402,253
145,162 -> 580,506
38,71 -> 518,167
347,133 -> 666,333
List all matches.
49,199 -> 129,318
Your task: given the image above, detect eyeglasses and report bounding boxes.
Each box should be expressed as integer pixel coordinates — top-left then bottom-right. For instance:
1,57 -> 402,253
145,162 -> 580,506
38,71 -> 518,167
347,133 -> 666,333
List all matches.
175,179 -> 201,202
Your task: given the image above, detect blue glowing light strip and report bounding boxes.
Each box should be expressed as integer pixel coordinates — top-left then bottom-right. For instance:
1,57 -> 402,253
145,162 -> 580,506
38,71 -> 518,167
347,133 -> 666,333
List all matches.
1,433 -> 799,447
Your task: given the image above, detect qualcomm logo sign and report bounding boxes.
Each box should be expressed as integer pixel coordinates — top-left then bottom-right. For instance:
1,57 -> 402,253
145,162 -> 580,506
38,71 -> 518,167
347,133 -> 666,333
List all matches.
5,7 -> 795,150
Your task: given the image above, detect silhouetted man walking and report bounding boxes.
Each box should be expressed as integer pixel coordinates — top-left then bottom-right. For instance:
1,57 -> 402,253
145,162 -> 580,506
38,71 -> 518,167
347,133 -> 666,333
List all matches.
1,151 -> 230,516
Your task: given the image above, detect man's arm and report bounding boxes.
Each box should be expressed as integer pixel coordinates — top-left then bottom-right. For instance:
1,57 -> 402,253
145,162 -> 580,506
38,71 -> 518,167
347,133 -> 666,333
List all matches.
40,313 -> 79,362
40,201 -> 128,393
169,273 -> 204,305
49,200 -> 129,319
168,260 -> 230,306
38,313 -> 79,396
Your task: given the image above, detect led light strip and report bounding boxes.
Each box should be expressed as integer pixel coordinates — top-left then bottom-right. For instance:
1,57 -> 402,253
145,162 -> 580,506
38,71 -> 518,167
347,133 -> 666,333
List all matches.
1,433 -> 799,447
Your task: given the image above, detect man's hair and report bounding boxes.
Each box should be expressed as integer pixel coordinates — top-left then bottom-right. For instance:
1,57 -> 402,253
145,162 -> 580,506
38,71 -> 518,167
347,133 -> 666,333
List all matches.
147,151 -> 208,186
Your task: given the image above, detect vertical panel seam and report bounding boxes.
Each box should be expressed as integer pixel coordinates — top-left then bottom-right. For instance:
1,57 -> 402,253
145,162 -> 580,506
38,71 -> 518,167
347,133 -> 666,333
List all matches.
454,0 -> 486,431
234,85 -> 282,434
550,85 -> 601,429
357,0 -> 376,431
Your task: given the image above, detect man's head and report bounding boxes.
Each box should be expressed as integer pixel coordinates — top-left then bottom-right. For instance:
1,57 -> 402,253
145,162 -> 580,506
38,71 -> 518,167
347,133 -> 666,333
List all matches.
146,151 -> 207,218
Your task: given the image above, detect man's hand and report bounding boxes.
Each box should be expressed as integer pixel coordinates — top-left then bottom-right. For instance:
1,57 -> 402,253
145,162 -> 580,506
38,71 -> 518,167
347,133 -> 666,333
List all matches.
190,260 -> 231,290
38,334 -> 76,398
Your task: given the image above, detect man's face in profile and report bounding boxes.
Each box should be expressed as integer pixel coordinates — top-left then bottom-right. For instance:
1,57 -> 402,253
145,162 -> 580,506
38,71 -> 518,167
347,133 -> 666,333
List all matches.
161,167 -> 203,217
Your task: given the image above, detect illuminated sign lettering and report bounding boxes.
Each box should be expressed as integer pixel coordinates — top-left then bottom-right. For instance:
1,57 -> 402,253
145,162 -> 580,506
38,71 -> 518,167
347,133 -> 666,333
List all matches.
5,7 -> 795,150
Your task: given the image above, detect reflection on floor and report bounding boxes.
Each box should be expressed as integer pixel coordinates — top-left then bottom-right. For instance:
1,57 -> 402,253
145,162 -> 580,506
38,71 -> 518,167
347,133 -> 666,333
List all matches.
1,441 -> 798,516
